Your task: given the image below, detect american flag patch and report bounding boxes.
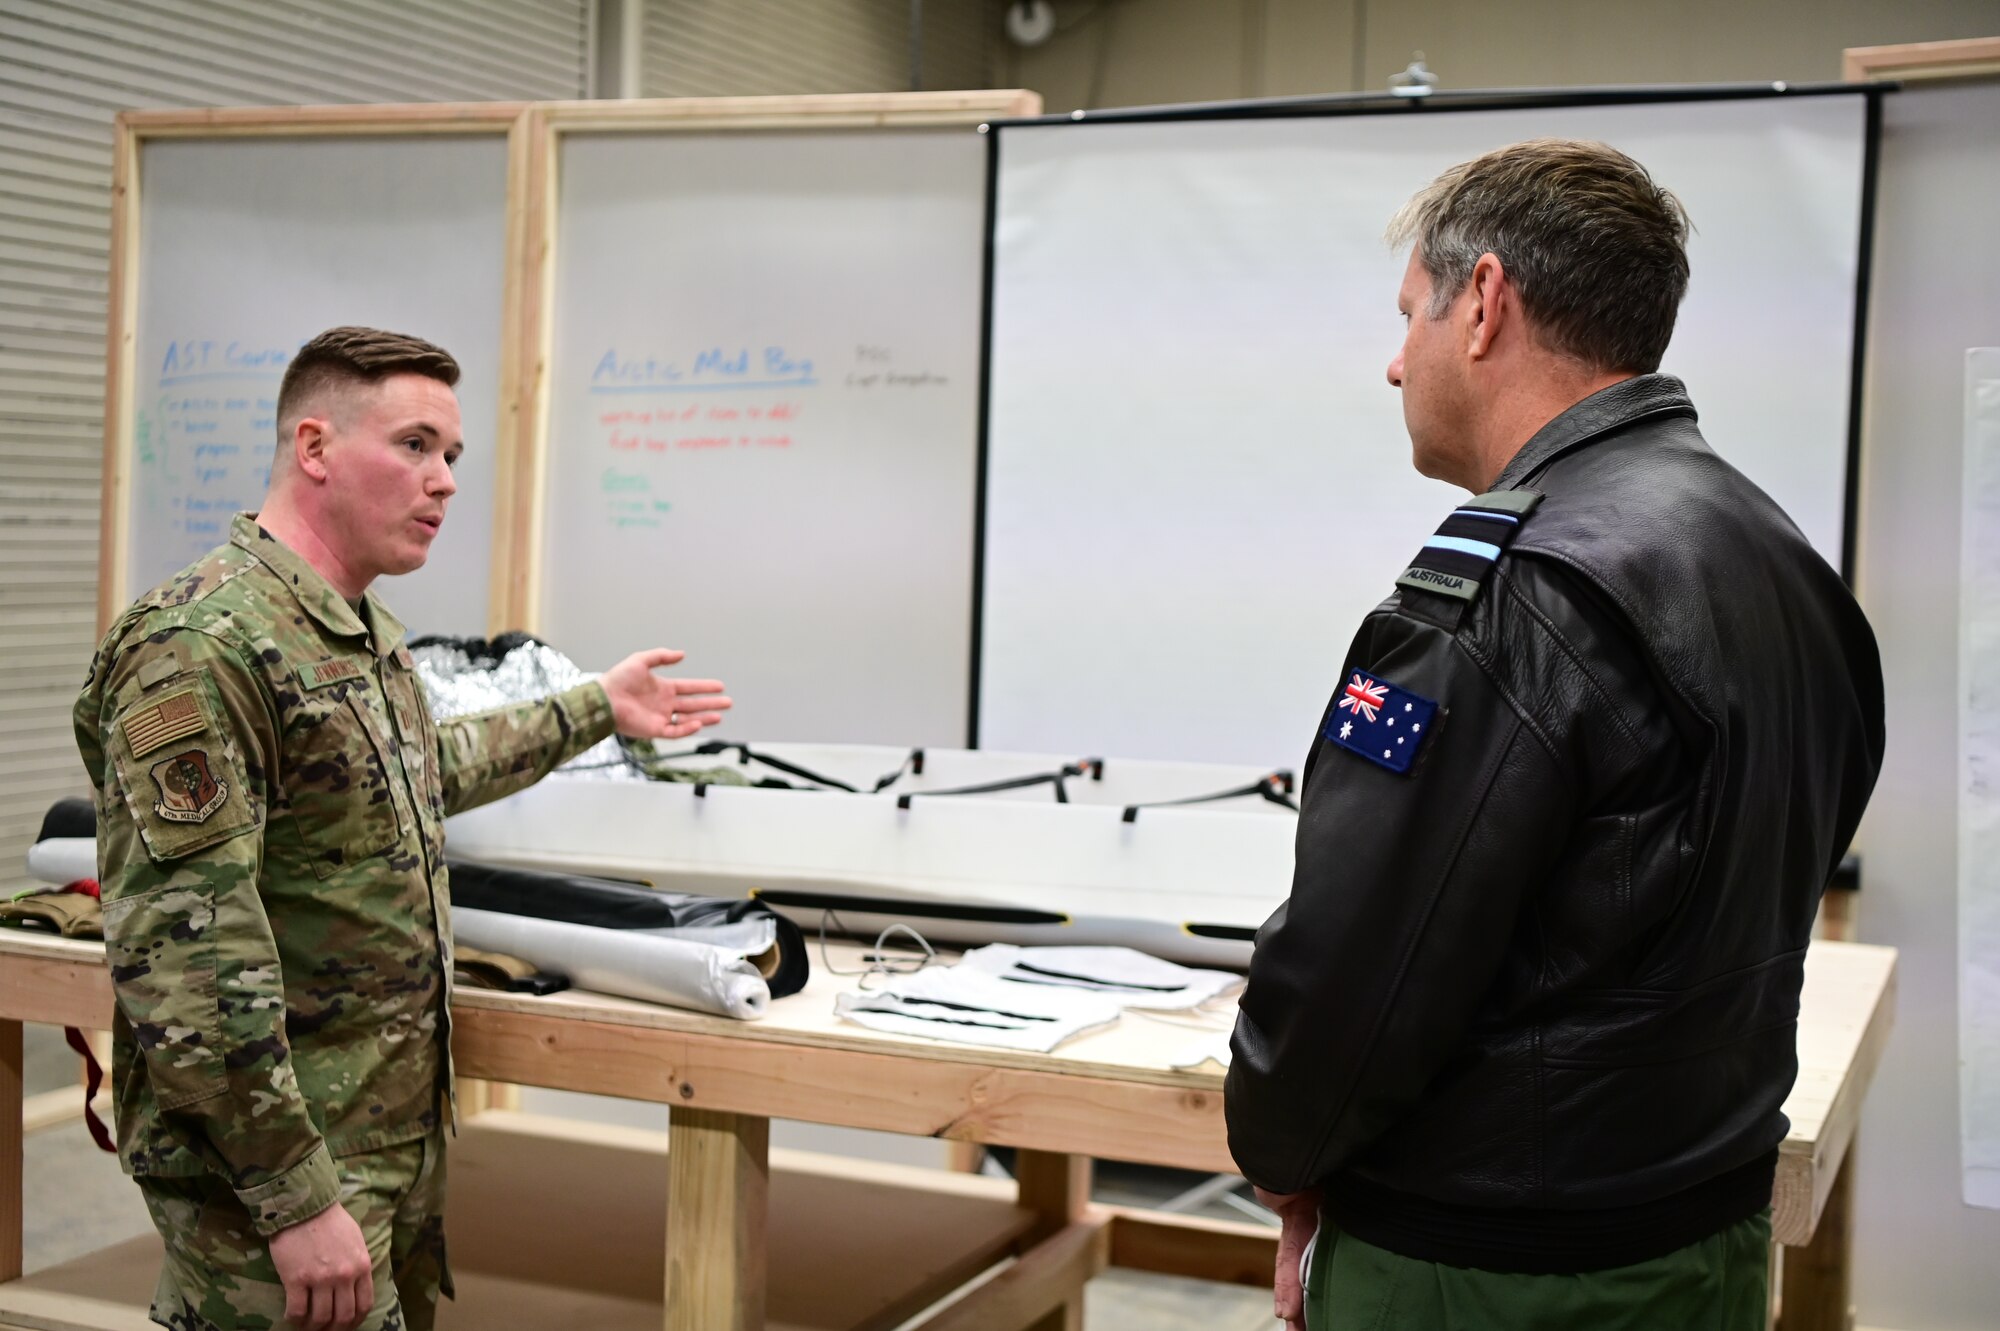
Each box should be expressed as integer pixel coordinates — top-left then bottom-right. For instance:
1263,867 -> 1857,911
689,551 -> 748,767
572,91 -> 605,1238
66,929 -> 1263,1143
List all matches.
124,688 -> 207,758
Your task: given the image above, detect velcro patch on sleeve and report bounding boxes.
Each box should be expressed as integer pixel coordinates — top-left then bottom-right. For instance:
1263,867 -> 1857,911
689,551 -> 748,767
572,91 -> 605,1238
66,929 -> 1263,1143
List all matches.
1324,672 -> 1439,775
136,655 -> 185,690
301,657 -> 366,690
109,668 -> 259,861
123,687 -> 208,758
1395,489 -> 1542,604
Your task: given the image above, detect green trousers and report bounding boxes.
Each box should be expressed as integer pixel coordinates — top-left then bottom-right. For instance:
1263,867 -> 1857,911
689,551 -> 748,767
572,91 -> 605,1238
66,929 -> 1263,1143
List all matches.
1306,1210 -> 1772,1331
138,1131 -> 451,1331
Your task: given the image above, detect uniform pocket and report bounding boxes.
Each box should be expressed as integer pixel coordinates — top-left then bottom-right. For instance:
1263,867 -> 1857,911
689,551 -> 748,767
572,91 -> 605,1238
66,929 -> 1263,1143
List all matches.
283,687 -> 407,880
382,666 -> 444,833
102,883 -> 223,1107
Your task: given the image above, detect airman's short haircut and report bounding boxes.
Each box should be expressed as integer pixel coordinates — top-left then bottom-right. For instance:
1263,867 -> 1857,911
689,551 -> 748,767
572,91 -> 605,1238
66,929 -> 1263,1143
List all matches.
1387,139 -> 1692,375
275,326 -> 461,440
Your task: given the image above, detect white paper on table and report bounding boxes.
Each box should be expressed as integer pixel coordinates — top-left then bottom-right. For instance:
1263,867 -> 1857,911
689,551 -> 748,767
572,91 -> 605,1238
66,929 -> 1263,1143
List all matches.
1168,1031 -> 1234,1071
953,943 -> 1242,1011
1961,348 -> 2000,1209
833,965 -> 1123,1053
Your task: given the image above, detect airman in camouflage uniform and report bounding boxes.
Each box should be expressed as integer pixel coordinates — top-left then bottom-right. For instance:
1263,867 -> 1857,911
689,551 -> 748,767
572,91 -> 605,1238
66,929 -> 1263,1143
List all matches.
75,327 -> 730,1331
77,516 -> 612,1328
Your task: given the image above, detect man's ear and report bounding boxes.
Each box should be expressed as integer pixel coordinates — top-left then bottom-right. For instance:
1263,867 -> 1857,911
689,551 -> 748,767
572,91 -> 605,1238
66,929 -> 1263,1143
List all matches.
1465,252 -> 1508,361
292,416 -> 332,482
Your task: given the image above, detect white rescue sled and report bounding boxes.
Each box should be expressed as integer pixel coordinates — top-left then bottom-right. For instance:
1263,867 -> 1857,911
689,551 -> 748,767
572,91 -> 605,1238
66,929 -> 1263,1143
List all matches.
445,743 -> 1299,968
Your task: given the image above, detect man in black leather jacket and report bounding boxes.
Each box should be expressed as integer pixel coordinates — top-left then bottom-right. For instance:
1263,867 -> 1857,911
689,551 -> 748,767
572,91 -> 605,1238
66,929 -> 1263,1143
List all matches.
1226,139 -> 1885,1329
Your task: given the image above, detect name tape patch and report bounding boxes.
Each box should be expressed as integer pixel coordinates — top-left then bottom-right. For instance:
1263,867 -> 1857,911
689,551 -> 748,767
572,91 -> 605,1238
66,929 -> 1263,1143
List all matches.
124,687 -> 207,758
1325,672 -> 1439,775
302,658 -> 366,690
1394,489 -> 1542,604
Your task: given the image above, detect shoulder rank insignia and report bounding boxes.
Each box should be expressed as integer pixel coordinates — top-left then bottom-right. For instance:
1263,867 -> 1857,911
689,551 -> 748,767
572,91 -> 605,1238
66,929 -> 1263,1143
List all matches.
1395,489 -> 1542,604
1325,672 -> 1438,775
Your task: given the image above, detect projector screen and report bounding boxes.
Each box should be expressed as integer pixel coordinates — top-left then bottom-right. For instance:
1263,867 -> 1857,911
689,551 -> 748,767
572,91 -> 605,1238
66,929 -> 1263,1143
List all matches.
979,91 -> 1871,765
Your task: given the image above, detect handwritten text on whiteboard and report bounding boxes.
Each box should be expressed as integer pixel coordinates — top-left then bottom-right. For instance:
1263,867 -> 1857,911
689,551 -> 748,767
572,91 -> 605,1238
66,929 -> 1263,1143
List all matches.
590,346 -> 816,393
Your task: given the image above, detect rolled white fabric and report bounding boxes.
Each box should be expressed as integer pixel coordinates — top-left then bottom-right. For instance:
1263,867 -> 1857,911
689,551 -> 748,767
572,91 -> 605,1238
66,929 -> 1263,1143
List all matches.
452,907 -> 769,1020
26,837 -> 95,888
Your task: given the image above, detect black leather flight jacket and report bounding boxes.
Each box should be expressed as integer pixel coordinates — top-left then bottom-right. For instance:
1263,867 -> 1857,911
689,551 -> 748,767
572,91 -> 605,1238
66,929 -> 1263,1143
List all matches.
1226,375 -> 1886,1274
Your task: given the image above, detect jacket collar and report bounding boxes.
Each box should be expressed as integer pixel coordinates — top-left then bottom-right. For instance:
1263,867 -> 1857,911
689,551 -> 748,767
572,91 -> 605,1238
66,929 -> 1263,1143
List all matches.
1493,373 -> 1698,492
229,514 -> 406,659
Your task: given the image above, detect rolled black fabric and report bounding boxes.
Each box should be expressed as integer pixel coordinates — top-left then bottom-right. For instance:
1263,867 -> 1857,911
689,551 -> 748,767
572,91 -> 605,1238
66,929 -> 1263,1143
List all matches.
407,631 -> 548,666
445,859 -> 810,998
35,797 -> 810,999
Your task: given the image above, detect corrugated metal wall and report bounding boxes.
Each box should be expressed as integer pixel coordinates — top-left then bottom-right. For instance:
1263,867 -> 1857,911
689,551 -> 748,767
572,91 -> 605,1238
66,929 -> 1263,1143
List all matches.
0,0 -> 588,893
641,0 -> 1001,97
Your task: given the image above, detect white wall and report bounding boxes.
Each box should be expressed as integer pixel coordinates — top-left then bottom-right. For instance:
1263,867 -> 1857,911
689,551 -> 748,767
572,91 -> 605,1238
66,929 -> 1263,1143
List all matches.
1852,73 -> 2000,1331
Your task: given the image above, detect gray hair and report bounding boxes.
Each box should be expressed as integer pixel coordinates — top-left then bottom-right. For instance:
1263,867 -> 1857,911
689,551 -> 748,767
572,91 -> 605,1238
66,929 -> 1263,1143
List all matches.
1387,139 -> 1692,374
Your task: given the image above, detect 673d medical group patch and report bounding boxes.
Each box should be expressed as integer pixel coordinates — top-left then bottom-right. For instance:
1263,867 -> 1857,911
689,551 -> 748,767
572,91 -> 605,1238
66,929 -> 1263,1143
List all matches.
150,748 -> 227,823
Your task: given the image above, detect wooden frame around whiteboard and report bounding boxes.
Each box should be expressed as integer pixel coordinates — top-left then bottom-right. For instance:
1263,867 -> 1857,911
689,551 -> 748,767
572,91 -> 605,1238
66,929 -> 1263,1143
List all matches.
99,92 -> 1041,638
97,102 -> 529,636
1843,36 -> 2000,84
492,90 -> 1042,634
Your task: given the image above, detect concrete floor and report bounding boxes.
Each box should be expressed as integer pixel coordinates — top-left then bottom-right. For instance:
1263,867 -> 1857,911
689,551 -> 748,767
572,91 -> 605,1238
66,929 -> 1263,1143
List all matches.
21,1027 -> 1280,1329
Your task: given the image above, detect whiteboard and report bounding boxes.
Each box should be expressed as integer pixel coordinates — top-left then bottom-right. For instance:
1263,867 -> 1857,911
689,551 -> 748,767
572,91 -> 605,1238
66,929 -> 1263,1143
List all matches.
1963,346 -> 2000,1209
131,136 -> 508,638
981,94 -> 1869,765
538,129 -> 988,744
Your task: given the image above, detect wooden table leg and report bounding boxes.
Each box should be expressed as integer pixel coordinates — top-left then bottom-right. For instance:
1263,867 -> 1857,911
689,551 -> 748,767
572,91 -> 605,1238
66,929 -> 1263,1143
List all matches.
457,1078 -> 492,1118
666,1106 -> 769,1331
1765,1235 -> 1781,1331
1,1019 -> 22,1282
1016,1150 -> 1091,1331
454,1078 -> 521,1119
1777,1141 -> 1856,1331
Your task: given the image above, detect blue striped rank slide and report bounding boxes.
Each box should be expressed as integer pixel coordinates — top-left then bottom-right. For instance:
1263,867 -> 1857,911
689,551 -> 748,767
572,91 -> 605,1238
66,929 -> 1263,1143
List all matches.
1324,671 -> 1439,775
1395,489 -> 1543,604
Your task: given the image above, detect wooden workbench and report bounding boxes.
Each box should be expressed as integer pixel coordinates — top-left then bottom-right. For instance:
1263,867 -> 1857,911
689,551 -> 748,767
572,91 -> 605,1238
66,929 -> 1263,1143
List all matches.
0,933 -> 1895,1330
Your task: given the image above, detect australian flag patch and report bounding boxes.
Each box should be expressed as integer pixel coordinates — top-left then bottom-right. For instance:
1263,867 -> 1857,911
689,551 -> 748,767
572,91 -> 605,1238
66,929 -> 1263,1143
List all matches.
1324,672 -> 1439,775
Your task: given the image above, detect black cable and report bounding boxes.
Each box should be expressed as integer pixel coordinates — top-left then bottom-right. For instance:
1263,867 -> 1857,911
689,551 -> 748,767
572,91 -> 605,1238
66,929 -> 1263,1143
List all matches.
1120,771 -> 1297,823
870,747 -> 927,793
694,741 -> 861,792
895,760 -> 1101,809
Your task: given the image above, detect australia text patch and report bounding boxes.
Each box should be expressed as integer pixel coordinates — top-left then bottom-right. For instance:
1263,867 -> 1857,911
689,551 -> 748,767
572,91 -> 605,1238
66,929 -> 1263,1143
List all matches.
1395,489 -> 1542,605
1325,672 -> 1439,775
150,748 -> 229,823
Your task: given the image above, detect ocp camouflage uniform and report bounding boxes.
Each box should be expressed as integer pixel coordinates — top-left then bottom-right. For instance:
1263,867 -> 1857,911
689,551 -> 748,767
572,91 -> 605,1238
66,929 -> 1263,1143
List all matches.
74,514 -> 614,1330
